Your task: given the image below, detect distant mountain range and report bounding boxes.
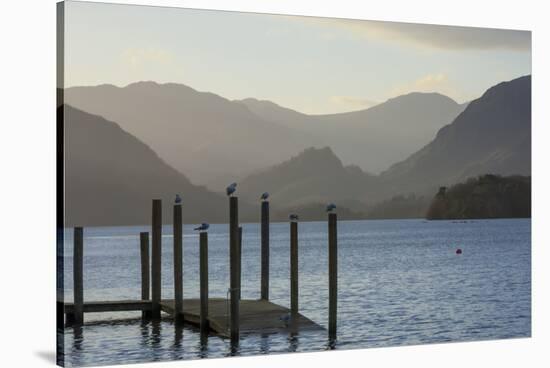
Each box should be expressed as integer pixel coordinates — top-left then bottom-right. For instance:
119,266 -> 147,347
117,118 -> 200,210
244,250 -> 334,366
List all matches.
379,75 -> 531,197
62,75 -> 531,225
237,92 -> 466,174
63,105 -> 254,226
65,83 -> 464,190
239,146 -> 377,208
65,82 -> 311,191
239,75 -> 531,211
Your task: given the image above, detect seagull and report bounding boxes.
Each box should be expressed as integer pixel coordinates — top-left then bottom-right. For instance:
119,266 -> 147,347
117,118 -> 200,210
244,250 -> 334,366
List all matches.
289,214 -> 299,221
175,194 -> 182,205
194,223 -> 210,231
326,203 -> 337,212
226,182 -> 237,197
260,192 -> 269,201
279,313 -> 292,327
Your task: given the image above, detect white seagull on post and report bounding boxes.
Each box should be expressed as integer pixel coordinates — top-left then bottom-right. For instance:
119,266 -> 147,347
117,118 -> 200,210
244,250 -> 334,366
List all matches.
260,192 -> 269,201
326,203 -> 336,212
175,194 -> 182,205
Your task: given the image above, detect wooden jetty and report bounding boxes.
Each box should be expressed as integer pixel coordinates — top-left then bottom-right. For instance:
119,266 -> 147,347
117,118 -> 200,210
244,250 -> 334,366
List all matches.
61,196 -> 337,342
64,298 -> 322,337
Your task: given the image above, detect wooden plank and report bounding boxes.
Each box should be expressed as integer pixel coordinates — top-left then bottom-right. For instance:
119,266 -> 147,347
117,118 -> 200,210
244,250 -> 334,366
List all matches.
140,232 -> 150,319
237,226 -> 242,300
290,221 -> 298,314
73,227 -> 84,325
328,213 -> 338,340
65,300 -> 152,313
173,204 -> 183,321
261,201 -> 270,300
200,232 -> 209,336
63,297 -> 323,338
160,298 -> 323,337
151,199 -> 162,319
229,197 -> 240,342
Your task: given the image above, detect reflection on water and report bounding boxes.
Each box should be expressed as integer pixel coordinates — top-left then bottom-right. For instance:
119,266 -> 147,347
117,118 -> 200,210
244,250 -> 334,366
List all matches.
288,333 -> 299,352
59,219 -> 531,367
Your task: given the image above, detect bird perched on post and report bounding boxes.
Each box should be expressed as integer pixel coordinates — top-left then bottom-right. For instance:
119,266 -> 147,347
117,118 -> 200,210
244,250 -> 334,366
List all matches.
326,203 -> 336,212
289,214 -> 299,221
226,182 -> 237,196
175,194 -> 182,205
194,223 -> 209,231
260,192 -> 269,201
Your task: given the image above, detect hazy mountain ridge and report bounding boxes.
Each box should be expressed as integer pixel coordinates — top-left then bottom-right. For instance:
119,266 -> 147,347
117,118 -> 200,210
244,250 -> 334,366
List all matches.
379,75 -> 531,197
66,82 -> 465,190
63,104 -> 255,226
65,82 -> 313,190
63,75 -> 530,223
239,147 -> 378,208
239,75 -> 531,213
237,92 -> 466,174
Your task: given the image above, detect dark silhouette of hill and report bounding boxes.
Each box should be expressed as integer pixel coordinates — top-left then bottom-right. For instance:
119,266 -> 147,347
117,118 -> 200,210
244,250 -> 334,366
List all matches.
63,105 -> 255,226
237,92 -> 465,174
380,75 -> 531,197
426,175 -> 531,220
239,147 -> 378,208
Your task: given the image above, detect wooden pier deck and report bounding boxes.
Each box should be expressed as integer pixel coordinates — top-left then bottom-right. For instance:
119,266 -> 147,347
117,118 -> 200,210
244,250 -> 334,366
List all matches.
64,298 -> 323,337
64,300 -> 151,313
60,198 -> 338,344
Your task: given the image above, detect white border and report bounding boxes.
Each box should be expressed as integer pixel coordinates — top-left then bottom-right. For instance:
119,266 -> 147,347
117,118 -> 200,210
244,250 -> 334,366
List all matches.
1,1 -> 548,367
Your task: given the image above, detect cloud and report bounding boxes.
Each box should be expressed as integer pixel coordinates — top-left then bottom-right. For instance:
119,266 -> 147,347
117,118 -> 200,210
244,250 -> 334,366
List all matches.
330,95 -> 379,110
296,17 -> 531,51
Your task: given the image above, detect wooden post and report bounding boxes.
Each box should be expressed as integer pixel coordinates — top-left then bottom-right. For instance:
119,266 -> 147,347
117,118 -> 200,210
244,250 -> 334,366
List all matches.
140,232 -> 151,319
238,226 -> 242,300
260,201 -> 270,300
173,203 -> 183,322
151,199 -> 162,319
328,213 -> 338,340
229,196 -> 240,343
200,231 -> 209,337
290,221 -> 298,314
73,227 -> 84,325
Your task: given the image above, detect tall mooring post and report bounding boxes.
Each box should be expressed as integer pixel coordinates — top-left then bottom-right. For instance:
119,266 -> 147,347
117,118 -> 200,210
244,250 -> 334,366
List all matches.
260,201 -> 270,300
173,203 -> 184,322
151,199 -> 162,319
73,227 -> 84,325
229,196 -> 240,343
290,220 -> 299,314
328,213 -> 338,340
238,226 -> 242,300
200,231 -> 209,338
140,232 -> 151,319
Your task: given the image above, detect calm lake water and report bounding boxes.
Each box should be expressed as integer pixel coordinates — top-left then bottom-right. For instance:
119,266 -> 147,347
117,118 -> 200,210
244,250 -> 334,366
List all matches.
59,219 -> 531,367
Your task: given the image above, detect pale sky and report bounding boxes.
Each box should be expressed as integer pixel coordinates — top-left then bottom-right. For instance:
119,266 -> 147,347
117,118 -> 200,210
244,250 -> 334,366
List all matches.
63,1 -> 531,114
